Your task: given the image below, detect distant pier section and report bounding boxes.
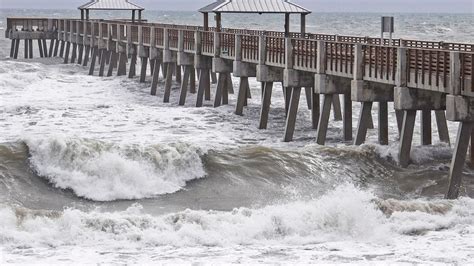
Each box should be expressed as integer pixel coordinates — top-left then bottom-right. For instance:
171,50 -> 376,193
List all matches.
4,0 -> 474,199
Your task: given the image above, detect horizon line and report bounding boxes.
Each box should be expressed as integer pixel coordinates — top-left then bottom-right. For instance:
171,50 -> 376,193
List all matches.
0,8 -> 472,14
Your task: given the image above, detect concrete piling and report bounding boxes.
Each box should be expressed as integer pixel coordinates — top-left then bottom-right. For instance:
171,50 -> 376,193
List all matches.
150,59 -> 161,95
48,39 -> 54,58
42,39 -> 48,57
77,44 -> 84,65
63,42 -> 70,63
10,39 -> 16,58
83,46 -> 91,66
88,47 -> 98,75
28,39 -> 33,59
98,50 -> 107,76
38,39 -> 44,58
53,39 -> 60,57
71,43 -> 77,64
24,39 -> 28,59
421,110 -> 432,145
258,82 -> 273,128
59,41 -> 65,58
107,51 -> 118,77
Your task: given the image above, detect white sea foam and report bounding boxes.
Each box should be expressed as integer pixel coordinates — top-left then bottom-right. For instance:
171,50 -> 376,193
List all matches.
368,142 -> 453,165
0,185 -> 473,264
25,136 -> 206,201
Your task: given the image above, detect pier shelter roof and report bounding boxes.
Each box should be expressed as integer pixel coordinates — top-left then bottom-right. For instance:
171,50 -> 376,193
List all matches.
78,0 -> 144,22
199,0 -> 311,36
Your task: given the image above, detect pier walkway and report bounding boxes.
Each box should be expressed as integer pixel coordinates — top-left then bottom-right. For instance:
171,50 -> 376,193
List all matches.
5,17 -> 474,199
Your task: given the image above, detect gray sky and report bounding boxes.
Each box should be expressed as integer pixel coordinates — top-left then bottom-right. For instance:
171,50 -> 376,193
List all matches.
0,0 -> 473,13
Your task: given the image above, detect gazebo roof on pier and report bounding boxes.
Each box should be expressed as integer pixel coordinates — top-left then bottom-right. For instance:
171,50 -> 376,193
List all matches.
199,0 -> 311,14
79,0 -> 144,11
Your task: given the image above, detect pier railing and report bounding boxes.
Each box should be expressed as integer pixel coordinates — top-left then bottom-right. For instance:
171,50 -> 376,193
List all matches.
6,17 -> 474,94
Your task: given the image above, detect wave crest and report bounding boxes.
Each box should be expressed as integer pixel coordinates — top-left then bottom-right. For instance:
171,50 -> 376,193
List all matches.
25,137 -> 206,201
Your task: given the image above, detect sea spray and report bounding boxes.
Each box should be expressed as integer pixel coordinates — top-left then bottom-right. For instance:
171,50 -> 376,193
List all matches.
25,136 -> 206,201
1,185 -> 473,250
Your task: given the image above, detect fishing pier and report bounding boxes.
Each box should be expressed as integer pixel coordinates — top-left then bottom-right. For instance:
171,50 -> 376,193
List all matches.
4,0 -> 474,199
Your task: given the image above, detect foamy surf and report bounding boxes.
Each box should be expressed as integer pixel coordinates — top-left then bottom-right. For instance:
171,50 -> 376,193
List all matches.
0,185 -> 473,264
25,136 -> 206,201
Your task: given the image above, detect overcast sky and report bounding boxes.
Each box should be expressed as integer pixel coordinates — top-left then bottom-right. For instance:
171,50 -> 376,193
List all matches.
0,0 -> 473,13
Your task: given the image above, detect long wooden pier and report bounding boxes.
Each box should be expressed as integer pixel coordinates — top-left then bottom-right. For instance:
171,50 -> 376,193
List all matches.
5,17 -> 474,199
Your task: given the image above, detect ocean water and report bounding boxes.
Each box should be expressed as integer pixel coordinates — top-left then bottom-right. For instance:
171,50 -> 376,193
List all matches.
0,9 -> 474,264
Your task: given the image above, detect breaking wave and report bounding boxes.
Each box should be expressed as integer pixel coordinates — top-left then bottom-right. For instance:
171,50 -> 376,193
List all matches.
24,137 -> 206,201
0,184 -> 472,250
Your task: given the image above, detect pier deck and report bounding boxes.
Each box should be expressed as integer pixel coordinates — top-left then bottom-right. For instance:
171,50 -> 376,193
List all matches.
5,17 -> 474,199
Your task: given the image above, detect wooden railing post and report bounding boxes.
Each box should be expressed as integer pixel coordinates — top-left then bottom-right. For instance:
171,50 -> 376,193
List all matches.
47,19 -> 53,31
70,20 -> 74,43
316,40 -> 326,74
163,28 -> 169,50
214,31 -> 221,57
76,20 -> 81,42
150,26 -> 156,47
98,22 -> 103,42
178,30 -> 184,52
450,51 -> 461,95
90,21 -> 95,46
399,38 -> 406,48
127,24 -> 132,45
285,37 -> 294,69
138,25 -> 143,45
195,30 -> 202,55
354,44 -> 364,80
258,34 -> 266,65
396,47 -> 408,87
235,34 -> 242,61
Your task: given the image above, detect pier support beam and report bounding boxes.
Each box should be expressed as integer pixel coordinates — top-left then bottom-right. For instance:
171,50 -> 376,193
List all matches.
28,39 -> 33,59
71,43 -> 77,64
88,47 -> 98,75
77,44 -> 84,65
177,41 -> 194,105
53,39 -> 60,57
48,39 -> 55,58
98,49 -> 107,77
194,48 -> 213,106
138,45 -> 149,83
395,86 -> 446,167
107,50 -> 118,77
59,40 -> 65,58
38,39 -> 44,58
283,69 -> 314,141
10,39 -> 16,58
258,82 -> 273,128
315,74 -> 351,145
257,65 -> 284,129
162,45 -> 177,102
445,95 -> 474,199
63,42 -> 70,63
149,47 -> 162,95
83,45 -> 91,66
233,58 -> 256,115
128,54 -> 137,78
435,110 -> 451,144
178,65 -> 191,105
42,39 -> 48,57
283,87 -> 302,142
212,58 -> 233,107
24,39 -> 29,59
399,110 -> 417,168
352,81 -> 394,145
